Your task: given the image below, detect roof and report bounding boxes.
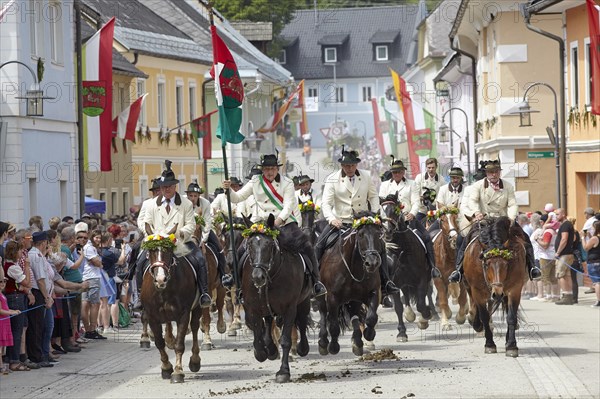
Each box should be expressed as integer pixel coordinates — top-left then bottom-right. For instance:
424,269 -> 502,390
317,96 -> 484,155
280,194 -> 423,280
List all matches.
279,6 -> 420,80
82,0 -> 211,63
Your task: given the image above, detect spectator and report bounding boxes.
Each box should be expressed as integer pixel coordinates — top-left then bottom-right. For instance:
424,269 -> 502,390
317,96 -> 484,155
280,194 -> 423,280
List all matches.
569,217 -> 584,303
15,229 -> 38,369
80,230 -> 107,340
0,269 -> 20,375
554,208 -> 576,305
29,216 -> 44,232
518,213 -> 534,237
582,207 -> 596,239
583,220 -> 600,307
3,240 -> 33,371
533,214 -> 560,302
61,226 -> 86,345
0,221 -> 8,263
61,216 -> 74,225
48,217 -> 61,231
99,233 -> 124,334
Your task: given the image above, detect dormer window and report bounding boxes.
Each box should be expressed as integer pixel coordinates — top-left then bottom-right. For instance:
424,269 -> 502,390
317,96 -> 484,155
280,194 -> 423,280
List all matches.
375,45 -> 389,61
277,49 -> 286,65
324,47 -> 337,63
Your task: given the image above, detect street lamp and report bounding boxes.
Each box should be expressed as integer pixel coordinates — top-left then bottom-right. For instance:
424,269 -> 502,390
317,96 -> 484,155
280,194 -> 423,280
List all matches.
439,107 -> 471,183
0,60 -> 53,117
514,82 -> 560,209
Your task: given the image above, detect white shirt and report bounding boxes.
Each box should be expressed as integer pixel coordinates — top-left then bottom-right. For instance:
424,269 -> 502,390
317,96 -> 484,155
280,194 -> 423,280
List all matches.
81,241 -> 102,280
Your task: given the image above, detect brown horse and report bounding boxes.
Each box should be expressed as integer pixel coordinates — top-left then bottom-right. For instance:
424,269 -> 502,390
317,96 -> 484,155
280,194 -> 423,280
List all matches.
139,224 -> 202,383
431,209 -> 468,330
318,211 -> 383,356
463,216 -> 527,357
218,217 -> 245,336
241,214 -> 312,383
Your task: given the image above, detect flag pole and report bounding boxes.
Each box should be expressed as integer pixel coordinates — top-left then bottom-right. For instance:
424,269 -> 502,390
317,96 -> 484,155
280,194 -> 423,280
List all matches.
208,2 -> 241,300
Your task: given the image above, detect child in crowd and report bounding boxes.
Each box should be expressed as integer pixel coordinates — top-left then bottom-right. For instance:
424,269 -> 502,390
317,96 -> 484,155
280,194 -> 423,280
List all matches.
0,273 -> 21,374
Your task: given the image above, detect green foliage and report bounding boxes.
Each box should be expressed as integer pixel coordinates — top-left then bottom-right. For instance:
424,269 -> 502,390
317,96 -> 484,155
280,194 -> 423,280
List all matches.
213,0 -> 297,37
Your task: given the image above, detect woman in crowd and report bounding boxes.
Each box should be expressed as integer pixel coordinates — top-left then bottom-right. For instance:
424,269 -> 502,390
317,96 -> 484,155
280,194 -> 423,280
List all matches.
583,220 -> 600,307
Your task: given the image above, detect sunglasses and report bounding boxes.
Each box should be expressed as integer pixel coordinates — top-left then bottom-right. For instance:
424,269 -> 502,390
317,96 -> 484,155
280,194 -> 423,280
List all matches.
77,236 -> 88,239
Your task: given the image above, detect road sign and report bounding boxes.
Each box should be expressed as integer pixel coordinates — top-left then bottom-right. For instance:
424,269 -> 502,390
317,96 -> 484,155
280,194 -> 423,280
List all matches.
527,151 -> 555,159
319,127 -> 330,138
209,167 -> 225,174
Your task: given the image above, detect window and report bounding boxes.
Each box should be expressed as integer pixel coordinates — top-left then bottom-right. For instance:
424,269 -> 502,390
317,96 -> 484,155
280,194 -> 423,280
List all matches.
122,191 -> 129,215
308,87 -> 318,98
175,84 -> 183,126
29,0 -> 44,56
361,86 -> 373,102
585,39 -> 592,107
49,0 -> 63,64
60,180 -> 67,217
137,79 -> 146,124
324,47 -> 337,63
336,86 -> 345,103
571,43 -> 579,107
157,82 -> 165,127
277,49 -> 286,65
111,191 -> 118,216
189,85 -> 196,121
375,45 -> 388,61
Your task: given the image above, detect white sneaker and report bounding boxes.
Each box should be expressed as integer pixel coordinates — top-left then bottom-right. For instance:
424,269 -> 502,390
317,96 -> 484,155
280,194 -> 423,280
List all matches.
529,296 -> 543,301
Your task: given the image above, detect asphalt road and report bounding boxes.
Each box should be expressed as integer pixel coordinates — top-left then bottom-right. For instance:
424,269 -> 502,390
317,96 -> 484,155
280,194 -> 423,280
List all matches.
2,287 -> 598,399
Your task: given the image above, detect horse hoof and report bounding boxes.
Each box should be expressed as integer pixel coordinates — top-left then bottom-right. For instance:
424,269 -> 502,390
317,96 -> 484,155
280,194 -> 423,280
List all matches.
396,334 -> 408,343
364,340 -> 375,350
254,349 -> 268,362
506,348 -> 519,358
417,321 -> 429,330
455,315 -> 466,325
170,373 -> 185,384
140,341 -> 151,349
217,321 -> 227,334
363,327 -> 376,342
161,367 -> 174,380
227,329 -> 237,337
318,345 -> 329,356
189,360 -> 201,373
275,372 -> 290,383
201,343 -> 213,351
442,324 -> 452,332
297,341 -> 309,357
352,343 -> 363,357
404,312 -> 416,323
231,321 -> 242,330
485,346 -> 497,354
328,341 -> 340,355
267,350 -> 280,361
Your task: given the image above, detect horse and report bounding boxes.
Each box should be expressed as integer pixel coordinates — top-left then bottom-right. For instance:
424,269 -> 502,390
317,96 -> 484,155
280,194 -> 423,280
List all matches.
462,216 -> 527,357
317,211 -> 383,357
192,224 -> 226,350
139,224 -> 202,383
218,217 -> 246,336
241,214 -> 312,383
299,200 -> 319,245
380,197 -> 432,342
431,207 -> 468,331
421,187 -> 437,229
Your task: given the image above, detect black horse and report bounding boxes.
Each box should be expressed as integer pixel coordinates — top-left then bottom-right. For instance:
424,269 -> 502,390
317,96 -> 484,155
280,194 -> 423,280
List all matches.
299,200 -> 319,245
380,196 -> 433,342
139,225 -> 202,383
317,211 -> 384,357
241,214 -> 312,383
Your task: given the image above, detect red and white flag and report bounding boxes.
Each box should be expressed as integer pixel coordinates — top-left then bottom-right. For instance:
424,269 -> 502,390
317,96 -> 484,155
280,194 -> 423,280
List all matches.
0,0 -> 16,22
587,0 -> 600,114
257,80 -> 304,133
112,93 -> 147,141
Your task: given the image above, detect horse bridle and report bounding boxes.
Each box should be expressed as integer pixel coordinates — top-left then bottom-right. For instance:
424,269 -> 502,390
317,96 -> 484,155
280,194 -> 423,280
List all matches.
148,249 -> 176,283
381,200 -> 403,232
339,224 -> 382,282
248,236 -> 281,281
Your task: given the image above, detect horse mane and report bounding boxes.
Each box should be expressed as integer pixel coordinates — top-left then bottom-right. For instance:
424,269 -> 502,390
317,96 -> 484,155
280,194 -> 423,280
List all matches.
380,194 -> 398,204
354,210 -> 378,219
487,216 -> 512,249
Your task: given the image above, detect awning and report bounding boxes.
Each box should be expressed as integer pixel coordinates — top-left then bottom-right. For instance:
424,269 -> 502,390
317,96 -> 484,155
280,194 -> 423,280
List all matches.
84,197 -> 106,214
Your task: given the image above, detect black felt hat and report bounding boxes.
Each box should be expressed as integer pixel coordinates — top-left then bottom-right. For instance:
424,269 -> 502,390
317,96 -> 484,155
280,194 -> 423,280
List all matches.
449,167 -> 464,177
388,155 -> 406,172
259,154 -> 283,167
230,177 -> 243,186
297,175 -> 314,184
157,160 -> 180,186
338,145 -> 361,164
214,187 -> 225,196
185,180 -> 203,194
149,178 -> 160,191
484,159 -> 502,171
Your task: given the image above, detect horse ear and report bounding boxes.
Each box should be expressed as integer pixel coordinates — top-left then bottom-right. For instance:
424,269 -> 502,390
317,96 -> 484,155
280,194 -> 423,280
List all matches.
503,239 -> 510,249
267,214 -> 275,228
241,213 -> 252,227
465,214 -> 473,222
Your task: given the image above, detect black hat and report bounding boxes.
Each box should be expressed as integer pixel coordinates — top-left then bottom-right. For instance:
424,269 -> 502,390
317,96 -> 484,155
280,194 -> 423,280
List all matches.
338,145 -> 361,164
388,155 -> 406,172
449,167 -> 464,177
230,177 -> 243,186
150,178 -> 160,191
259,153 -> 283,167
245,164 -> 262,180
484,159 -> 502,171
297,175 -> 314,184
214,187 -> 225,196
32,231 -> 48,243
185,179 -> 203,194
158,160 -> 180,186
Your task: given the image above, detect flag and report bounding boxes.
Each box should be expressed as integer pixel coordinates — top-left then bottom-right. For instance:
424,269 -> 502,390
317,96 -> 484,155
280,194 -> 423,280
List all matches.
371,98 -> 392,156
190,111 -> 217,160
587,0 -> 600,114
297,80 -> 308,136
210,25 -> 244,145
112,93 -> 147,141
391,68 -> 433,177
0,0 -> 16,22
258,81 -> 304,133
82,17 -> 115,172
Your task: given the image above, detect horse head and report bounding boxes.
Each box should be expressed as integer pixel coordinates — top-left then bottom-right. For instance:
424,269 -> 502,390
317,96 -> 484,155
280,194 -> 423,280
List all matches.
421,188 -> 437,211
379,193 -> 406,239
299,201 -> 317,239
220,216 -> 246,268
438,205 -> 460,248
480,216 -> 515,298
352,211 -> 385,273
245,214 -> 280,289
144,223 -> 178,289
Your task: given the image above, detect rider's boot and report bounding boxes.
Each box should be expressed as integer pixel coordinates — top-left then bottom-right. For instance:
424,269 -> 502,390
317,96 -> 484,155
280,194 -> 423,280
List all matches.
425,237 -> 441,279
305,249 -> 327,297
314,224 -> 333,263
449,239 -> 466,283
524,240 -> 542,280
208,232 -> 234,288
188,245 -> 212,308
379,251 -> 399,295
131,249 -> 147,311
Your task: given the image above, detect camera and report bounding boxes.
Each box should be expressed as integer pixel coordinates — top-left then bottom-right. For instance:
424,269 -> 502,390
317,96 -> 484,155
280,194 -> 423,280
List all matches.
129,233 -> 135,242
75,244 -> 82,250
115,239 -> 123,250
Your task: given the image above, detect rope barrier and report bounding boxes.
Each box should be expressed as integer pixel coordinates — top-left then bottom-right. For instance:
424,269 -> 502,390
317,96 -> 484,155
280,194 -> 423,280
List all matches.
556,257 -> 600,279
0,294 -> 78,321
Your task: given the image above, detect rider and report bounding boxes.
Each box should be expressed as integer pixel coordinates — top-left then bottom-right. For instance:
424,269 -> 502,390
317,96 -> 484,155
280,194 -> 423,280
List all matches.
185,181 -> 234,289
448,160 -> 542,283
315,147 -> 399,295
140,160 -> 212,308
414,158 -> 445,224
211,177 -> 247,218
435,167 -> 465,209
296,174 -> 317,204
223,153 -> 327,297
378,158 -> 441,279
